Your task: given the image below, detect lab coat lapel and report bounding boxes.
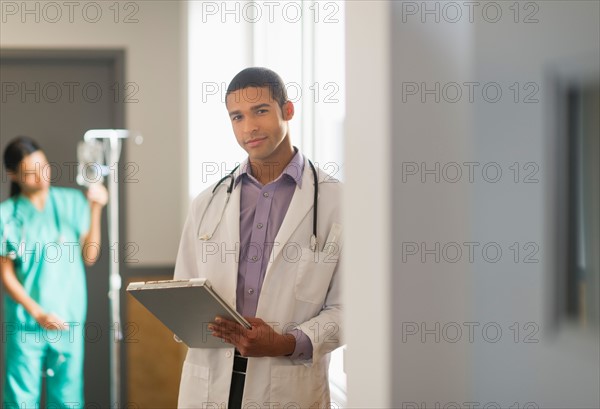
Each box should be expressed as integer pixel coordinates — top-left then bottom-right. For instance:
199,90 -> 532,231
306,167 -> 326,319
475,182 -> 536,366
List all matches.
269,161 -> 314,265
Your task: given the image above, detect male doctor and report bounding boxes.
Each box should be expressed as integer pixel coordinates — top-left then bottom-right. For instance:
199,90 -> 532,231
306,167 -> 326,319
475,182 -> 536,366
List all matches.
174,67 -> 343,408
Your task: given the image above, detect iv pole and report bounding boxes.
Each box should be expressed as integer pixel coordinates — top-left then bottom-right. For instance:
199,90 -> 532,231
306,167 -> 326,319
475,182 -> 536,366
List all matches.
82,129 -> 130,407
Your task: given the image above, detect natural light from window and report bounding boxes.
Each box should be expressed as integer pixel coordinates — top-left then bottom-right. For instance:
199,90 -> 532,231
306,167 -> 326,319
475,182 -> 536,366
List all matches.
189,0 -> 345,198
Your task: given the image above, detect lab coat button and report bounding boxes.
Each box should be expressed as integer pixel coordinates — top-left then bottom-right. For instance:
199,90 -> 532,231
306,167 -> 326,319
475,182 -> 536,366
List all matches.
257,223 -> 263,229
225,351 -> 232,358
248,288 -> 254,295
263,192 -> 269,197
251,256 -> 258,261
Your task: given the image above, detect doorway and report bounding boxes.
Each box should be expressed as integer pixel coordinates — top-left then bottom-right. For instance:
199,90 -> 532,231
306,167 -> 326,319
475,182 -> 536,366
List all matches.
0,49 -> 125,407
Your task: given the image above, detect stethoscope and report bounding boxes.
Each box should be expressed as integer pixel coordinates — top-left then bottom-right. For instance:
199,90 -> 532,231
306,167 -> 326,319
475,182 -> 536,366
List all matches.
2,189 -> 65,261
197,159 -> 320,252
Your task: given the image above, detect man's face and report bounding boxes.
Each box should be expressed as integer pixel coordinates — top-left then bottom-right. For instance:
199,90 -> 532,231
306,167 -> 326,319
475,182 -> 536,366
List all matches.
226,86 -> 293,165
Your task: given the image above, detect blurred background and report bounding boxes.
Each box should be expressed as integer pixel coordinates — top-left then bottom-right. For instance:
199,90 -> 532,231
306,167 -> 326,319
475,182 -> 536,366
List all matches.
0,1 -> 598,408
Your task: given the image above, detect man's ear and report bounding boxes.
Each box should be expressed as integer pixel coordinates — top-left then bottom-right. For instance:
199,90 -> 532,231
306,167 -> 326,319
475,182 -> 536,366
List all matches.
283,101 -> 294,120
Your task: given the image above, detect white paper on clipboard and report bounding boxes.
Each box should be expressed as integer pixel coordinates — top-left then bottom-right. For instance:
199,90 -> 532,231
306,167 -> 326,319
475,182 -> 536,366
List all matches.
126,278 -> 251,348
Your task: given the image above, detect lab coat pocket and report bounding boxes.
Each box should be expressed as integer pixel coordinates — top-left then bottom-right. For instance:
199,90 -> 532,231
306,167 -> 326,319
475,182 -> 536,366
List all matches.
270,365 -> 328,407
294,249 -> 338,304
178,361 -> 210,408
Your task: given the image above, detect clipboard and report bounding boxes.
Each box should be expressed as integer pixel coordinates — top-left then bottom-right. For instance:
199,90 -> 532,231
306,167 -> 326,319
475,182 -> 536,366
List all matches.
126,278 -> 251,348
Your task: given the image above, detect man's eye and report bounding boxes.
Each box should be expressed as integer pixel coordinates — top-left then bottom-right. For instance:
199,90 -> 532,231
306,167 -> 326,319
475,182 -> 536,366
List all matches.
256,109 -> 268,114
231,115 -> 241,121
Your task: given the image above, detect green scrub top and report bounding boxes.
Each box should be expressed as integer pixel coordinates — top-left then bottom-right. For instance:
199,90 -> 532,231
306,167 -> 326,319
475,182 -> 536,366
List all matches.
0,187 -> 90,330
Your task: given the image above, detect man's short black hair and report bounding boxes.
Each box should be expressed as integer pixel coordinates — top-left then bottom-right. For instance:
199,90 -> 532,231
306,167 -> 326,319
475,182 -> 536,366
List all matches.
226,67 -> 288,107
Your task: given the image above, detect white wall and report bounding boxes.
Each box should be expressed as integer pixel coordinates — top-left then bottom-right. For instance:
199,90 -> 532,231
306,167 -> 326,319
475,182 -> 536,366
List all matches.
345,1 -> 599,407
471,2 -> 600,407
389,0 -> 474,404
0,0 -> 187,266
344,2 -> 392,407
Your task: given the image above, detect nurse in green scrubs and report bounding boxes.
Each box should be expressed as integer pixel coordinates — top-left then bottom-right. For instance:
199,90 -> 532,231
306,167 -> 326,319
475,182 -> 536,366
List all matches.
1,136 -> 108,408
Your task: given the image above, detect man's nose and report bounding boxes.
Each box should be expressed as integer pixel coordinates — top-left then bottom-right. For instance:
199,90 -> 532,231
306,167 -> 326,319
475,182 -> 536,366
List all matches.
243,117 -> 258,134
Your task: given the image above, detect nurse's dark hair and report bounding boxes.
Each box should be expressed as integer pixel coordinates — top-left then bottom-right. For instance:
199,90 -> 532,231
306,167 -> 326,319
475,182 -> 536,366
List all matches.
3,135 -> 42,197
226,67 -> 288,108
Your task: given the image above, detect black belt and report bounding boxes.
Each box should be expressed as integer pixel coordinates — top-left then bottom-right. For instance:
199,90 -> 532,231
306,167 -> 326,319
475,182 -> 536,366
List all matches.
229,350 -> 247,408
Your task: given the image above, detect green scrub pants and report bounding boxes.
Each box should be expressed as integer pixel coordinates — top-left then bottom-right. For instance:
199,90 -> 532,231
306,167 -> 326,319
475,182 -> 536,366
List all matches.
3,328 -> 84,409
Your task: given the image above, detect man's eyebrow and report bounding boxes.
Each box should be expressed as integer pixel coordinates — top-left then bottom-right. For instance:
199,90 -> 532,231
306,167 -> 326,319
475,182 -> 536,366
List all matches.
251,103 -> 271,110
228,103 -> 272,117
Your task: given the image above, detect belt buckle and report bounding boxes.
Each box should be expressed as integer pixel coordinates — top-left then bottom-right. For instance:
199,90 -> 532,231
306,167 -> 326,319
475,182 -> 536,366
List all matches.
233,350 -> 248,375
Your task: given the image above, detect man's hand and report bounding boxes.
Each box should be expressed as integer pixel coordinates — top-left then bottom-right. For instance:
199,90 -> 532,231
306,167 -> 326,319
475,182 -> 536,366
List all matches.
208,316 -> 296,357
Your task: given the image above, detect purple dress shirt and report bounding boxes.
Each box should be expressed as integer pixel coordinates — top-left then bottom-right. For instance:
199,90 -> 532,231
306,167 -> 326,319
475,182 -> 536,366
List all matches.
235,148 -> 313,360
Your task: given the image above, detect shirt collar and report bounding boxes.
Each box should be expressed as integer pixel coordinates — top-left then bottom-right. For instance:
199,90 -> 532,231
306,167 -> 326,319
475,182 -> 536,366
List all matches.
235,147 -> 305,188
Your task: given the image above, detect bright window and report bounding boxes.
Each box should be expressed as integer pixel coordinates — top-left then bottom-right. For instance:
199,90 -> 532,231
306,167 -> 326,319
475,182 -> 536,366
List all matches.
188,0 -> 345,198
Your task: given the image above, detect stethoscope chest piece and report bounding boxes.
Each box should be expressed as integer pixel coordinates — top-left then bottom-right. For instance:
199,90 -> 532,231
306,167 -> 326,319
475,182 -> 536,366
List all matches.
310,234 -> 318,252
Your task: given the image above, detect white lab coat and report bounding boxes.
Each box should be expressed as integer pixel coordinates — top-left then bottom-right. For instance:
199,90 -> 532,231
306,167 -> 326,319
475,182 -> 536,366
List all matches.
174,159 -> 343,408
